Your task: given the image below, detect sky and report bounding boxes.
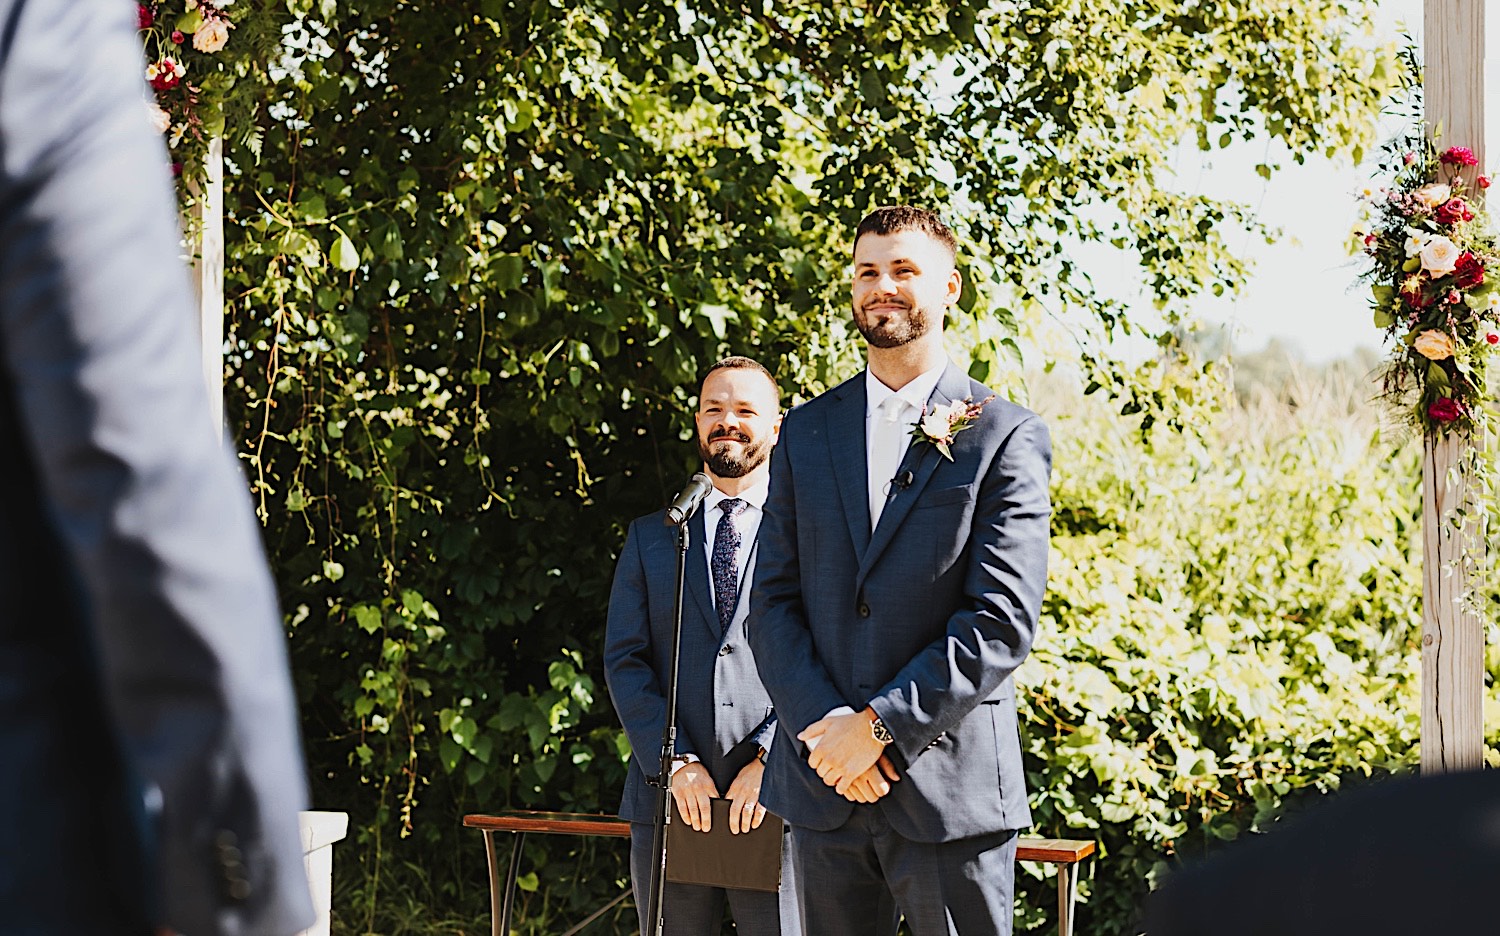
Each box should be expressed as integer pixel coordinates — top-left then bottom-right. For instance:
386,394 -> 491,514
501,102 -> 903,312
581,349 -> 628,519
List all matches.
1161,0 -> 1424,364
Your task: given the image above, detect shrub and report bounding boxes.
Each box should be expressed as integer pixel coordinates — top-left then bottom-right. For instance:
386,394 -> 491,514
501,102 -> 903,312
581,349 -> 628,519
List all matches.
1018,365 -> 1427,934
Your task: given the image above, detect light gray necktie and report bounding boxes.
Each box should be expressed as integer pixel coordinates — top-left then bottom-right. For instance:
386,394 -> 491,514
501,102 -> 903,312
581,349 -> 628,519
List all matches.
869,396 -> 909,530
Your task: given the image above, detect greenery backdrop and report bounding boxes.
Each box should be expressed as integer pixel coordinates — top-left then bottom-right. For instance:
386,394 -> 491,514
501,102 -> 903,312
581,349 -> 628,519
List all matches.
204,1 -> 1443,932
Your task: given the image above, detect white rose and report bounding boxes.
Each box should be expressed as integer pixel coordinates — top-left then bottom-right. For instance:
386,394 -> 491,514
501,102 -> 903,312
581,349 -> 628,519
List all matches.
1419,235 -> 1461,276
1404,228 -> 1431,257
145,101 -> 171,134
193,17 -> 231,53
920,409 -> 951,441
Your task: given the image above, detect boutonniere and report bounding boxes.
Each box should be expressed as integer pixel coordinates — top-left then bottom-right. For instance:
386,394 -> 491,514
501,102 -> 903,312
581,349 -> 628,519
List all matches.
910,395 -> 995,460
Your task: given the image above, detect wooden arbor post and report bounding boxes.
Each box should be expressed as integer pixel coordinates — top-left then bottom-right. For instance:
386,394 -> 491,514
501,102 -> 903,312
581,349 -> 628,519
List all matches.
1420,1 -> 1497,774
188,135 -> 225,434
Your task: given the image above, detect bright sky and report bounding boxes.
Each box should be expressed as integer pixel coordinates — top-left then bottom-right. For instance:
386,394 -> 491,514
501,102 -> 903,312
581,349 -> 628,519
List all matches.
1171,0 -> 1424,364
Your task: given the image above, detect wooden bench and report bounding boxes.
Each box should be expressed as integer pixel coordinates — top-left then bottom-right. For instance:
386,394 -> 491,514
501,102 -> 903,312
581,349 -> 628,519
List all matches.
464,811 -> 1095,935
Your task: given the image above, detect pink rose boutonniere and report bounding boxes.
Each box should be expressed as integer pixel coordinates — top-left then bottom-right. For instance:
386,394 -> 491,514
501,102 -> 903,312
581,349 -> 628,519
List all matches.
910,395 -> 996,461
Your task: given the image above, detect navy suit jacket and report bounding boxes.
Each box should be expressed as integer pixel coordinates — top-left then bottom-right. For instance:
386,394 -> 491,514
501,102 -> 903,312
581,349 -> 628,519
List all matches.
605,507 -> 777,824
748,364 -> 1050,842
0,2 -> 312,932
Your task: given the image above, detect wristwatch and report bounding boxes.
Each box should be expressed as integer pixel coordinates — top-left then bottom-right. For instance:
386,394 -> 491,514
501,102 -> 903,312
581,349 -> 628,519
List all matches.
755,745 -> 767,764
869,716 -> 894,746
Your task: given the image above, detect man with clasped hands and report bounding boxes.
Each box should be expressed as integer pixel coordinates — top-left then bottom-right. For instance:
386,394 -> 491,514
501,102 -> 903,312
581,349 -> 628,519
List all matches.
748,207 -> 1052,935
605,356 -> 801,935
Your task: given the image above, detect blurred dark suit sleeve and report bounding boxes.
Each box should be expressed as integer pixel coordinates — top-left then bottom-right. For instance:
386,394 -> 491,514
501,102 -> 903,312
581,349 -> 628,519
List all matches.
0,1 -> 313,933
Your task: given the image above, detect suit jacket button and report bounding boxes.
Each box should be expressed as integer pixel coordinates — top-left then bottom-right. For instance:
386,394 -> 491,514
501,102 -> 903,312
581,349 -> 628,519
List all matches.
857,602 -> 870,618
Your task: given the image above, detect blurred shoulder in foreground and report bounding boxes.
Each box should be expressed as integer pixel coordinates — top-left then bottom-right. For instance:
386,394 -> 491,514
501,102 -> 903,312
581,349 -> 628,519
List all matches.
0,0 -> 313,932
1145,769 -> 1500,935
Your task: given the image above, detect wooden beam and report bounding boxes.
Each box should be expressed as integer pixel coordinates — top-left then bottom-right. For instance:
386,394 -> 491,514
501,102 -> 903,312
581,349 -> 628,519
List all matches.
188,135 -> 225,436
1421,0 -> 1493,775
1420,434 -> 1484,773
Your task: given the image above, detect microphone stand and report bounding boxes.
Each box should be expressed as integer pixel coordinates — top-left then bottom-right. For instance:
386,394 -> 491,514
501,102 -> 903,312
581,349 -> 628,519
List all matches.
645,505 -> 695,936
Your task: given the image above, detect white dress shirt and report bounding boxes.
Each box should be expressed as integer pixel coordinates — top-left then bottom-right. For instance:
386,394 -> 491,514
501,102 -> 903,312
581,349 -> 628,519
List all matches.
865,363 -> 946,530
702,476 -> 769,610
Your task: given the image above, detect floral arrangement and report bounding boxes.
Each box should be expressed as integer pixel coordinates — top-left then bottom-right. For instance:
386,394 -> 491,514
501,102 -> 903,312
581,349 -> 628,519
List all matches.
137,1 -> 240,186
1358,138 -> 1500,435
910,395 -> 994,460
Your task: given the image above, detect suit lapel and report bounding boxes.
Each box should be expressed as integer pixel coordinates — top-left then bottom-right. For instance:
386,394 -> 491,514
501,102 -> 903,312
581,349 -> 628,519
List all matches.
683,515 -> 717,638
856,363 -> 972,589
826,376 -> 872,560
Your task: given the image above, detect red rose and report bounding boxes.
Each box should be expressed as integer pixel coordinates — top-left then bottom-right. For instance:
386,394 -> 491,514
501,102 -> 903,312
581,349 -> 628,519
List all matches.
1453,252 -> 1486,289
1487,331 -> 1500,345
1481,176 -> 1493,190
171,29 -> 185,44
1428,397 -> 1465,423
137,3 -> 153,29
171,162 -> 184,177
1441,146 -> 1479,167
147,58 -> 182,92
1434,197 -> 1473,225
1401,280 -> 1432,309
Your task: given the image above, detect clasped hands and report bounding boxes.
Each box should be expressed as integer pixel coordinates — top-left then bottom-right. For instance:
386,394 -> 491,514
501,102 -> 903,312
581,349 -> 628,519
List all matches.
670,758 -> 767,834
799,708 -> 901,803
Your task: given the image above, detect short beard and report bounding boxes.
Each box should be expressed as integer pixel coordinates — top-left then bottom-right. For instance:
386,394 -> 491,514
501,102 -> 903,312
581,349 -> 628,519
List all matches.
854,301 -> 932,348
698,432 -> 770,479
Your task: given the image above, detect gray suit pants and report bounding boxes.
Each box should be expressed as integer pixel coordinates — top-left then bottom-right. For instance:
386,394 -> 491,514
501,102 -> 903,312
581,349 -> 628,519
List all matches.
630,822 -> 799,936
790,807 -> 1018,936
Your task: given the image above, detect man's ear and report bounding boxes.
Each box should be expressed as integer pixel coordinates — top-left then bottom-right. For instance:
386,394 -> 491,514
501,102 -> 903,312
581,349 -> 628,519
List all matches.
946,267 -> 962,305
771,412 -> 784,442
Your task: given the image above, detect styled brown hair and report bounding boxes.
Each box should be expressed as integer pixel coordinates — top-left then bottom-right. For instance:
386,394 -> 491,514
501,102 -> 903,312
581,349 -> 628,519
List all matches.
701,355 -> 780,402
854,206 -> 957,260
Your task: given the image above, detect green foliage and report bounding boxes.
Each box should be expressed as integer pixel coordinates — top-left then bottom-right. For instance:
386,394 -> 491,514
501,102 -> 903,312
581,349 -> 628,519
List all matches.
139,0 -> 285,185
1021,368 -> 1428,934
215,1 -> 1402,931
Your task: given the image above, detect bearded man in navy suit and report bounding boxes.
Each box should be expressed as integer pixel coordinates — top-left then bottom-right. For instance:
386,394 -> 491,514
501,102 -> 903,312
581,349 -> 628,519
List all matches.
605,356 -> 801,936
748,207 -> 1052,935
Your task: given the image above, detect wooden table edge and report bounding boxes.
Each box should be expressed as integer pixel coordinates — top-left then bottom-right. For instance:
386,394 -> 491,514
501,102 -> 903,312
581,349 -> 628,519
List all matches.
463,813 -> 1094,861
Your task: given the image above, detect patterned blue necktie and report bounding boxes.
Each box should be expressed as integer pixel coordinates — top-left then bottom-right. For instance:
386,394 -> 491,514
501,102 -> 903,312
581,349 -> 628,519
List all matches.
711,498 -> 746,634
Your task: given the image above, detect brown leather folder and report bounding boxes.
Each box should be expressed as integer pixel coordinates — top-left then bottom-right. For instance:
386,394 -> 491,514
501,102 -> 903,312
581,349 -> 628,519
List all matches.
665,798 -> 783,892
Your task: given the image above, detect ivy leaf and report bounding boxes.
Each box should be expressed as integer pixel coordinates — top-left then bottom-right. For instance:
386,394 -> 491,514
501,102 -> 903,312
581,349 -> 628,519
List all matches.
329,226 -> 360,272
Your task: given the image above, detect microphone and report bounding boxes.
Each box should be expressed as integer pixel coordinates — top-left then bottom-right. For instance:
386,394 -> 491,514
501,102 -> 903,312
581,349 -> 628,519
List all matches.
664,472 -> 714,526
893,470 -> 914,491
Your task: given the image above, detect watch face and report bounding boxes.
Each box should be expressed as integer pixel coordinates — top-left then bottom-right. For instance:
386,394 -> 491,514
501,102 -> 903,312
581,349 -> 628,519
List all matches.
871,718 -> 894,745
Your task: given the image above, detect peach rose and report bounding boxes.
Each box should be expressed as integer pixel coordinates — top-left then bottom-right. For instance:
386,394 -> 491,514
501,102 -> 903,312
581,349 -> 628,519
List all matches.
1414,182 -> 1453,208
1414,329 -> 1456,361
193,16 -> 231,53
